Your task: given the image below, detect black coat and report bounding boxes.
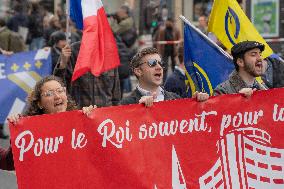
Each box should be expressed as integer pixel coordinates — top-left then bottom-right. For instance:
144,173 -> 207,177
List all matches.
164,68 -> 187,98
0,147 -> 14,171
121,88 -> 180,105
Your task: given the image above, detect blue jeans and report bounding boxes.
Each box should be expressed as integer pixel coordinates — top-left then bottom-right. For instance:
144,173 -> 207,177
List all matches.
29,37 -> 44,50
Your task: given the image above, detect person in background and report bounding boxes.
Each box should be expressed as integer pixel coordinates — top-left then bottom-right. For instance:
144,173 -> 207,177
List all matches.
43,15 -> 61,47
114,34 -> 133,97
164,44 -> 187,98
196,15 -> 208,34
55,5 -> 66,21
7,4 -> 29,33
42,10 -> 54,33
121,47 -> 208,106
48,31 -> 67,71
60,19 -> 82,44
151,4 -> 170,39
27,2 -> 44,50
0,147 -> 14,170
261,57 -> 284,88
0,17 -> 25,53
159,5 -> 170,24
54,42 -> 121,108
214,41 -> 268,96
109,5 -> 137,96
154,18 -> 181,81
109,5 -> 137,48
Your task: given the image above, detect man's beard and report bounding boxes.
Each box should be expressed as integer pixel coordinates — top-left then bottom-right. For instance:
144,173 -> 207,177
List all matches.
244,62 -> 262,77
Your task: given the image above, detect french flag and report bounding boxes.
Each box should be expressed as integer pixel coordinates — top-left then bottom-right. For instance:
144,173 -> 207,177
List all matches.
70,0 -> 120,81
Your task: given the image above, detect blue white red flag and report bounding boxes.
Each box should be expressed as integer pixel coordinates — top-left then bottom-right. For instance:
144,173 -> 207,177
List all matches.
70,0 -> 120,81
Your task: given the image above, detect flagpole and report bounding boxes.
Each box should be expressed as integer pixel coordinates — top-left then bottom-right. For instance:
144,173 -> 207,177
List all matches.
66,0 -> 71,44
179,15 -> 232,60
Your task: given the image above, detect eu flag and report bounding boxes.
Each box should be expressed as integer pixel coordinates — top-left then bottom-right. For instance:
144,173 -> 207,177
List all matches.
184,22 -> 234,96
0,49 -> 51,124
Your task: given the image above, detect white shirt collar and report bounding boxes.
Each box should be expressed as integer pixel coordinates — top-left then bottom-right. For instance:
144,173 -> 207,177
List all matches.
137,85 -> 165,102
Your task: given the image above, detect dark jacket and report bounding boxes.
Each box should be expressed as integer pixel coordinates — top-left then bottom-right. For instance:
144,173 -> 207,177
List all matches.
154,25 -> 181,57
7,12 -> 29,32
115,35 -> 132,79
0,27 -> 25,52
51,46 -> 61,71
0,147 -> 14,171
28,12 -> 44,39
271,58 -> 284,88
164,68 -> 187,98
121,88 -> 180,105
214,70 -> 268,95
262,57 -> 284,88
54,41 -> 121,108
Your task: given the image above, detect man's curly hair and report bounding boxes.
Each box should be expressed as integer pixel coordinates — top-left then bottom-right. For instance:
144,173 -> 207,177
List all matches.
130,47 -> 160,69
24,75 -> 77,116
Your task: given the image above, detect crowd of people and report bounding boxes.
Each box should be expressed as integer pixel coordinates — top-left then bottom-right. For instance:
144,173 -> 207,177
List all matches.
1,1 -> 284,178
1,38 -> 279,171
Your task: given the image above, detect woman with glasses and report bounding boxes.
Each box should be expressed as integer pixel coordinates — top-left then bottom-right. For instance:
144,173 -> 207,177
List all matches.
1,75 -> 95,170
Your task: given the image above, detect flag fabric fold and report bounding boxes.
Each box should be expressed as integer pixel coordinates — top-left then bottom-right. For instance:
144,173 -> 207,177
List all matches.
70,0 -> 120,81
208,0 -> 273,58
184,22 -> 234,96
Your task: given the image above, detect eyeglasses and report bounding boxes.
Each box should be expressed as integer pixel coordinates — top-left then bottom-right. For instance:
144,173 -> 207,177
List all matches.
41,87 -> 66,97
139,59 -> 164,68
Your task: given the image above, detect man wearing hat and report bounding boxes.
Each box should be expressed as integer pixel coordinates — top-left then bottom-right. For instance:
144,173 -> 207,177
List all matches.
214,41 -> 268,95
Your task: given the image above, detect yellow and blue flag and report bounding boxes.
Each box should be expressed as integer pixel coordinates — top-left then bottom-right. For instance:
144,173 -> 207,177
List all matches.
184,23 -> 234,96
0,50 -> 51,124
208,0 -> 273,58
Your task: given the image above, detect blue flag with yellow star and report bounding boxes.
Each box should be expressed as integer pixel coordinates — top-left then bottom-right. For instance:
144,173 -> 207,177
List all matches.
0,49 -> 51,124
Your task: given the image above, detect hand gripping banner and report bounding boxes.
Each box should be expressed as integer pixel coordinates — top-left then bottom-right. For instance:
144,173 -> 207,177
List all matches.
10,88 -> 284,189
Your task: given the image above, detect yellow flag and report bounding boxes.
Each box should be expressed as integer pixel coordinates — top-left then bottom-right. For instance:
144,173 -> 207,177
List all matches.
208,0 -> 273,58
